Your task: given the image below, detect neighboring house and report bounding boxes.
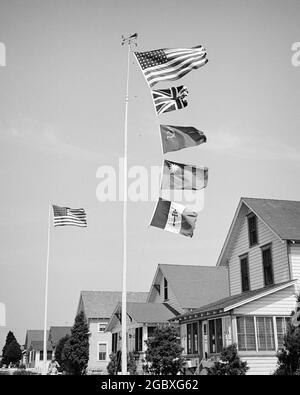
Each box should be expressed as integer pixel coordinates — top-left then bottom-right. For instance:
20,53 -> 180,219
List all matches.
172,197 -> 300,375
147,263 -> 229,314
106,302 -> 177,373
27,341 -> 52,372
48,326 -> 71,356
77,291 -> 148,374
24,330 -> 50,371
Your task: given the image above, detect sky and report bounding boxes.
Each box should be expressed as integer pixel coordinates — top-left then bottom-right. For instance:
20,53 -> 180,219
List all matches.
0,0 -> 300,349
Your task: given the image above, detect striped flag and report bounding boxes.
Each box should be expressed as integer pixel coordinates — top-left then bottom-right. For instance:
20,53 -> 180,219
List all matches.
160,125 -> 207,154
161,160 -> 208,191
150,198 -> 197,237
53,205 -> 87,228
134,46 -> 207,87
151,86 -> 188,115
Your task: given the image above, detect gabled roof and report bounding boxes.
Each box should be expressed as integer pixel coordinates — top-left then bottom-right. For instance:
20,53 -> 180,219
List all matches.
78,291 -> 148,319
243,197 -> 300,241
106,302 -> 176,331
30,340 -> 52,352
173,280 -> 297,321
148,264 -> 229,310
217,197 -> 300,266
24,330 -> 48,350
48,326 -> 71,347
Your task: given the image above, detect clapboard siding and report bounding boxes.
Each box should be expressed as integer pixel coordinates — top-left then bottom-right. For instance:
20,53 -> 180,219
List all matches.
242,356 -> 277,375
233,285 -> 296,315
229,205 -> 290,295
290,243 -> 300,291
149,269 -> 184,314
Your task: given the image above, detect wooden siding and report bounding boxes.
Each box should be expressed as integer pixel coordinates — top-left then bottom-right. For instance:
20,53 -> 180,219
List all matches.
290,243 -> 300,291
228,205 -> 290,295
148,269 -> 184,314
233,285 -> 296,315
242,356 -> 277,375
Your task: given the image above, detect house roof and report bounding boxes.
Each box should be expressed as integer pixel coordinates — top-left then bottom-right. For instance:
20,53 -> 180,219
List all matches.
242,197 -> 300,241
173,280 -> 297,321
149,264 -> 229,309
126,302 -> 176,323
79,291 -> 148,319
48,326 -> 71,347
217,197 -> 300,266
25,330 -> 48,350
30,340 -> 52,352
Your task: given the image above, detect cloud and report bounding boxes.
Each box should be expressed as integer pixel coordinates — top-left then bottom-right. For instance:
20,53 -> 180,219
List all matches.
206,124 -> 300,163
0,118 -> 106,162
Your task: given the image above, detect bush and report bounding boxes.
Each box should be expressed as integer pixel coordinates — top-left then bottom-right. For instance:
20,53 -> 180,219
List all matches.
107,351 -> 137,375
207,344 -> 248,375
13,369 -> 39,375
144,326 -> 185,375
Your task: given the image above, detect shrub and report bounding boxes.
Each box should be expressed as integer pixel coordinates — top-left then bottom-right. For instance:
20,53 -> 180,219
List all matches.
207,344 -> 248,375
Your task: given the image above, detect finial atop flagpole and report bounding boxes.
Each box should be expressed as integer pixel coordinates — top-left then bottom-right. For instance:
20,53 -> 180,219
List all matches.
121,33 -> 138,47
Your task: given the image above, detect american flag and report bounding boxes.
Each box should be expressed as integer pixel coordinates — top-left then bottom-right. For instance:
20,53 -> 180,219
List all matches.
134,46 -> 207,87
53,205 -> 87,228
151,85 -> 188,115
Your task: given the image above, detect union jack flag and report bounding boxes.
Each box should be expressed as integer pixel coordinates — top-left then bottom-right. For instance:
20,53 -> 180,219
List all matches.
151,85 -> 188,116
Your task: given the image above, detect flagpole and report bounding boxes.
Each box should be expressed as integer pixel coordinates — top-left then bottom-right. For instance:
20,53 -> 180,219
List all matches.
42,203 -> 51,375
121,33 -> 137,374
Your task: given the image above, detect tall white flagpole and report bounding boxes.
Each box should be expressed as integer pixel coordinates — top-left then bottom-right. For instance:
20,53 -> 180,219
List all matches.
121,33 -> 137,374
42,203 -> 51,375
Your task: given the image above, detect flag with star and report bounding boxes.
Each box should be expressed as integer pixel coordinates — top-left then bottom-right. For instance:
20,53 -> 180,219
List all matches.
134,45 -> 207,87
161,160 -> 208,190
160,125 -> 207,154
151,85 -> 188,115
53,205 -> 87,227
150,197 -> 197,237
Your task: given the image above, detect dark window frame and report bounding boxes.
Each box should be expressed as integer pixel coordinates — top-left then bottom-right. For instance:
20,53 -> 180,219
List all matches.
135,327 -> 143,352
186,322 -> 199,355
247,213 -> 258,247
261,244 -> 274,286
240,253 -> 250,292
164,277 -> 168,301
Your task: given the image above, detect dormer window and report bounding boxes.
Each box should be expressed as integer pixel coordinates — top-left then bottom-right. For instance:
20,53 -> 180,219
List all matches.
164,277 -> 168,301
248,214 -> 258,247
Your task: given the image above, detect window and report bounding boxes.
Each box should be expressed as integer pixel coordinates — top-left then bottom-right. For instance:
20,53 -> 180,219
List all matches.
248,214 -> 258,246
256,317 -> 275,351
147,326 -> 156,339
187,322 -> 199,354
40,351 -> 53,361
112,333 -> 118,354
262,245 -> 274,286
98,322 -> 108,333
276,317 -> 290,349
164,277 -> 168,301
209,319 -> 223,354
135,327 -> 143,352
98,343 -> 107,361
240,255 -> 250,292
236,316 -> 256,351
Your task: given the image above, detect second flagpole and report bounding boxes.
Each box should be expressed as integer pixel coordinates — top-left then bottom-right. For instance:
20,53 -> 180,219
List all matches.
42,203 -> 51,375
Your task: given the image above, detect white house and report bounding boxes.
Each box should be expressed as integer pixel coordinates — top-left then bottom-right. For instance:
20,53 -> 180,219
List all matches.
173,197 -> 300,375
77,291 -> 147,374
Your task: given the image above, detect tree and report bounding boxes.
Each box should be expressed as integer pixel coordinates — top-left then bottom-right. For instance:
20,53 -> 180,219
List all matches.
144,326 -> 185,375
107,351 -> 137,375
54,334 -> 70,372
1,331 -> 20,367
207,344 -> 248,375
61,312 -> 89,375
274,294 -> 300,375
